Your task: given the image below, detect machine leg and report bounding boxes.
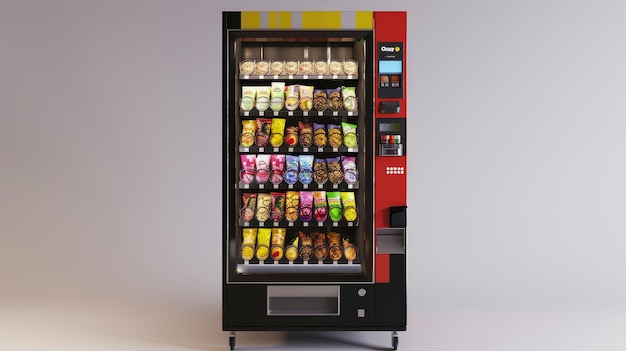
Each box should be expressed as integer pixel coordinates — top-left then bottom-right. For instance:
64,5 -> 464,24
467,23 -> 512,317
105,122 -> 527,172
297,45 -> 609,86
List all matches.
229,331 -> 236,350
392,331 -> 399,350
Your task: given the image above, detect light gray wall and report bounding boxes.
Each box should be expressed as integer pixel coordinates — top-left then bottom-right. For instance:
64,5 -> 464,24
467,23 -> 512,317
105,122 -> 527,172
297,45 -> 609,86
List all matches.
1,0 -> 625,349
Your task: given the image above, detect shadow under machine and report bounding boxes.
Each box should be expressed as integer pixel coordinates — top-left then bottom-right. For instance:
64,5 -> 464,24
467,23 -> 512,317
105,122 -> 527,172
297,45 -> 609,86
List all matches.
222,11 -> 408,350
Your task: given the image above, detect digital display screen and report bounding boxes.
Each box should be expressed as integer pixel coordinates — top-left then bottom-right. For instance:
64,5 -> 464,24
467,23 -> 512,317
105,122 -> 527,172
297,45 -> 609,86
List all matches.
379,60 -> 402,74
379,122 -> 402,133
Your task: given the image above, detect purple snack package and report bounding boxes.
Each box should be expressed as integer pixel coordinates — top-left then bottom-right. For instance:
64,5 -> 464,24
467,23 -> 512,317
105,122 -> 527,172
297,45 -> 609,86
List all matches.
341,155 -> 358,185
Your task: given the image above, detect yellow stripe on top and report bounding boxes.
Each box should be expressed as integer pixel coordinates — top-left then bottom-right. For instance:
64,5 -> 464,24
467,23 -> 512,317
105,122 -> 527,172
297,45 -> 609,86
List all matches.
279,11 -> 292,29
267,11 -> 278,29
355,11 -> 373,29
302,11 -> 341,29
241,11 -> 261,29
240,11 -> 371,29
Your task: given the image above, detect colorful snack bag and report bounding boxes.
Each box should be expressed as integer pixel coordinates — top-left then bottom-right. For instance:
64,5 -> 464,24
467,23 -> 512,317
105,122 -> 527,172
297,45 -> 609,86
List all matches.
313,89 -> 328,112
298,85 -> 314,112
340,192 -> 358,222
255,118 -> 271,147
341,122 -> 358,148
240,193 -> 257,222
327,123 -> 343,148
284,235 -> 299,261
240,154 -> 256,184
327,191 -> 343,222
270,228 -> 286,260
284,155 -> 299,185
240,86 -> 256,111
255,86 -> 270,111
341,156 -> 359,185
285,85 -> 299,111
269,118 -> 285,147
311,231 -> 327,260
327,231 -> 343,261
298,231 -> 312,261
256,228 -> 271,261
298,155 -> 314,185
327,157 -> 343,185
255,154 -> 270,184
285,191 -> 300,222
313,123 -> 327,147
285,124 -> 299,146
241,228 -> 257,260
299,191 -> 313,222
313,158 -> 328,185
270,192 -> 285,222
255,193 -> 272,222
327,87 -> 342,111
298,121 -> 313,147
270,82 -> 285,112
269,154 -> 285,185
313,191 -> 327,222
341,86 -> 357,111
343,237 -> 358,261
240,120 -> 256,147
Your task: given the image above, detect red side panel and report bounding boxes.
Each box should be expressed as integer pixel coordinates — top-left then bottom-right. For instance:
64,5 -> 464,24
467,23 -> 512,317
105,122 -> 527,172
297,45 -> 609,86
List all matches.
373,12 -> 407,283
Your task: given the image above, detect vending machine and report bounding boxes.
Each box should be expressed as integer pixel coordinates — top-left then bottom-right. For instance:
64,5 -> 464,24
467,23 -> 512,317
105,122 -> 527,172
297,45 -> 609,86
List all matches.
222,11 -> 407,350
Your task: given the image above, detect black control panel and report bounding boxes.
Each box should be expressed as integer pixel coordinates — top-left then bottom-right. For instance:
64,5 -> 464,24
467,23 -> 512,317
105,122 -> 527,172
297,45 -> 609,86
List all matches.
376,118 -> 405,156
377,42 -> 403,98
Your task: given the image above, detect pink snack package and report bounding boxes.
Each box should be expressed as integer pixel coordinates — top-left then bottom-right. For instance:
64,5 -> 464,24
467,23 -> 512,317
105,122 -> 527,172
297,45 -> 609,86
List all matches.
270,154 -> 285,185
240,154 -> 256,184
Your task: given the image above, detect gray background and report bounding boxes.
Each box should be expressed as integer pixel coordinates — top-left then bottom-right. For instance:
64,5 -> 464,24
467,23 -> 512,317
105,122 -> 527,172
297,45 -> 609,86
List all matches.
1,0 -> 625,350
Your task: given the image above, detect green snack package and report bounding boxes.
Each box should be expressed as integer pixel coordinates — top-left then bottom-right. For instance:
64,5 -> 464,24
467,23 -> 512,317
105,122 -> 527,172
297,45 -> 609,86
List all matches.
270,82 -> 285,111
241,86 -> 256,111
341,122 -> 358,148
341,86 -> 357,111
327,191 -> 343,222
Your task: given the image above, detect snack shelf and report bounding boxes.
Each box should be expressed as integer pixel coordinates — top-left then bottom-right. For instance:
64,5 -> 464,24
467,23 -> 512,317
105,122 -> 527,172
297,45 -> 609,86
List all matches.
239,218 -> 359,228
239,145 -> 359,154
239,74 -> 358,81
238,181 -> 360,191
236,261 -> 362,274
240,109 -> 358,118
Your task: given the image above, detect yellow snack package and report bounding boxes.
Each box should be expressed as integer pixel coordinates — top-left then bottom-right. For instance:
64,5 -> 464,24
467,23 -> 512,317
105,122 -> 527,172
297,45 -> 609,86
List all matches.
256,228 -> 271,261
241,228 -> 257,261
270,118 -> 286,147
240,120 -> 256,147
285,236 -> 299,261
340,192 -> 358,222
270,228 -> 286,260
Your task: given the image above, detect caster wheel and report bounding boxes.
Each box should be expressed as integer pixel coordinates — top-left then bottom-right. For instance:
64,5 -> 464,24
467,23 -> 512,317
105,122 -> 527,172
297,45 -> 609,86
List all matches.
229,331 -> 236,350
392,331 -> 399,350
